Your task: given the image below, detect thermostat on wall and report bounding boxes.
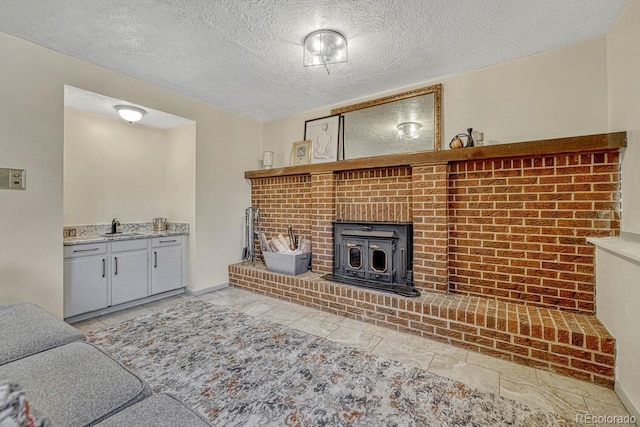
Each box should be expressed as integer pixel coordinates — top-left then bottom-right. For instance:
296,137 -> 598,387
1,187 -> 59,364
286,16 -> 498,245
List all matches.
0,167 -> 26,190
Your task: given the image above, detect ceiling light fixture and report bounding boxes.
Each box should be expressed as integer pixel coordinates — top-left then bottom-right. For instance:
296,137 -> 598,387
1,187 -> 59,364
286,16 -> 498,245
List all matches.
114,105 -> 146,123
303,29 -> 347,75
396,122 -> 422,140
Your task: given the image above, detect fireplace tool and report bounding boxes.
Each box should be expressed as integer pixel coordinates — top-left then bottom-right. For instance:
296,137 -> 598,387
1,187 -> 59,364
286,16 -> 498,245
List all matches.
242,206 -> 260,264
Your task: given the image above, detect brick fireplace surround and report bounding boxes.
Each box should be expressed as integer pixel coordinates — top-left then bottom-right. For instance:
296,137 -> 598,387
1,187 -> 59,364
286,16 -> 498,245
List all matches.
230,133 -> 625,388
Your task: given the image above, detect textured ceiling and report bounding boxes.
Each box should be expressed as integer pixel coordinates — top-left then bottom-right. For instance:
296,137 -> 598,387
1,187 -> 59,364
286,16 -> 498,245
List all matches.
0,0 -> 630,122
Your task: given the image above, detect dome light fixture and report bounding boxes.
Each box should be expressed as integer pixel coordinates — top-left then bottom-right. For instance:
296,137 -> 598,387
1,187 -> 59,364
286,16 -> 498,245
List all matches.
114,105 -> 146,123
396,122 -> 422,140
303,29 -> 347,75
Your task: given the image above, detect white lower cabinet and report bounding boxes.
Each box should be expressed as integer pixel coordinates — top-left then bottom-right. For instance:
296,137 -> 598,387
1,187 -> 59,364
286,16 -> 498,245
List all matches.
64,244 -> 108,318
111,239 -> 149,306
64,235 -> 186,319
151,237 -> 184,294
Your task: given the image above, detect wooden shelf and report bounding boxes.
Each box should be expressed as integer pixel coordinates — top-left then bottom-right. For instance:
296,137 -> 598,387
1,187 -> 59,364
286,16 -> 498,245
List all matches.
245,132 -> 627,179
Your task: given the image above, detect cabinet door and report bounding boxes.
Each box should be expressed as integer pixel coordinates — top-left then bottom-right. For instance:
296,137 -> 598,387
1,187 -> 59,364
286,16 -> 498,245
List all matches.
151,246 -> 182,294
64,257 -> 108,318
112,250 -> 149,305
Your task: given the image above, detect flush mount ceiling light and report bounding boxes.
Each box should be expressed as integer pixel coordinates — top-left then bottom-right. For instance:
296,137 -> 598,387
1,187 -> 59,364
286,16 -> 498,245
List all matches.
396,122 -> 422,140
114,105 -> 146,123
303,29 -> 347,75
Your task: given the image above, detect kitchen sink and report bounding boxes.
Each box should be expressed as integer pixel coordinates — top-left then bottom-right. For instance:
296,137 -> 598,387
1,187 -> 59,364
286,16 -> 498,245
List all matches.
101,232 -> 141,238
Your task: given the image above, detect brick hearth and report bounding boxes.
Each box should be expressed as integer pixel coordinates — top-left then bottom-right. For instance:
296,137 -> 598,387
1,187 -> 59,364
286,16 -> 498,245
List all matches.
229,263 -> 615,387
233,133 -> 624,387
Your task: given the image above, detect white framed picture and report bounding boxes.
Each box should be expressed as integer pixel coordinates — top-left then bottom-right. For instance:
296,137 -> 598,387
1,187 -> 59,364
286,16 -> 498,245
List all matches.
290,140 -> 311,166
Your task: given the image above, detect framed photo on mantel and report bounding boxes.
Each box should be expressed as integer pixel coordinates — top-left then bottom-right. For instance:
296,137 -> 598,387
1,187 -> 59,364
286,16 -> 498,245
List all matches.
304,114 -> 340,164
290,140 -> 311,166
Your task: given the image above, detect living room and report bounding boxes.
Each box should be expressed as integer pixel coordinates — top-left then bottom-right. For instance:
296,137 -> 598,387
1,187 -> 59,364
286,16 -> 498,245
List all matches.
1,1 -> 639,425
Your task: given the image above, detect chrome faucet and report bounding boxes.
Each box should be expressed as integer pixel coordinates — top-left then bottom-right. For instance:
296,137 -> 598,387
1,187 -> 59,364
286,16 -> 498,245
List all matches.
111,218 -> 120,234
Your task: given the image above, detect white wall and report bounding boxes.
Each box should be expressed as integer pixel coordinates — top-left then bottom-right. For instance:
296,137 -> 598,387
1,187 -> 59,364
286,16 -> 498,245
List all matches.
264,37 -> 609,168
603,0 -> 640,417
0,32 -> 261,317
64,107 -> 169,225
594,247 -> 640,419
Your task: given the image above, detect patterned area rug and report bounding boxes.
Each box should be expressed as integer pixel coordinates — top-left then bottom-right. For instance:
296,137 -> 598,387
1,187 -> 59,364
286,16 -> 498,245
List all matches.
88,300 -> 573,426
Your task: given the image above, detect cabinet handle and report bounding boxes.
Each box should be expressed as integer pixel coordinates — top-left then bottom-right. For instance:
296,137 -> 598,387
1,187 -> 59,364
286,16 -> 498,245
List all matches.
159,239 -> 177,244
73,247 -> 99,253
154,251 -> 157,268
102,258 -> 105,278
114,257 -> 118,275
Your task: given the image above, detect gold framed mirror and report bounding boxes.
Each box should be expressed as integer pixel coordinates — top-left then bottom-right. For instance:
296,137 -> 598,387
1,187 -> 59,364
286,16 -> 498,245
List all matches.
331,84 -> 442,160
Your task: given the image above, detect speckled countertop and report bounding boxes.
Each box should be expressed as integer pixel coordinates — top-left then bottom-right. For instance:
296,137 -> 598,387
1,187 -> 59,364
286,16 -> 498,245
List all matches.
63,222 -> 189,246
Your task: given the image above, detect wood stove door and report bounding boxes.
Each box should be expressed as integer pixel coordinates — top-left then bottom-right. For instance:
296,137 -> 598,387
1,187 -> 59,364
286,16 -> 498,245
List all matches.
367,239 -> 393,283
344,238 -> 366,279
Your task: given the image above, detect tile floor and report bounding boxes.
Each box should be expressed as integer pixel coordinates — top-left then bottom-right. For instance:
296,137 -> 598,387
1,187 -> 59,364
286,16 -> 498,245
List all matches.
72,287 -> 637,426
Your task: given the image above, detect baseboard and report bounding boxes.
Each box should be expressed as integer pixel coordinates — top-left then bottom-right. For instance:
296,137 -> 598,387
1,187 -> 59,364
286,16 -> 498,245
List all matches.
615,380 -> 640,422
185,283 -> 229,296
65,288 -> 185,323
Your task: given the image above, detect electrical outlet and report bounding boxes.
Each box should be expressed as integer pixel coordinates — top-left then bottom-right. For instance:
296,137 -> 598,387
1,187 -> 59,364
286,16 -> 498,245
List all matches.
0,167 -> 26,190
63,228 -> 77,238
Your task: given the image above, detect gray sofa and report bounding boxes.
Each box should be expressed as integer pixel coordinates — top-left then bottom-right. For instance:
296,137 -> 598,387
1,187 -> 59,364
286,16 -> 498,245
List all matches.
0,302 -> 210,427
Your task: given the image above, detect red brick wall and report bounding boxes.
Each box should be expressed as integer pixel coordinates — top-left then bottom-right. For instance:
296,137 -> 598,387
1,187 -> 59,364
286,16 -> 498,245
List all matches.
412,163 -> 449,292
448,152 -> 620,313
250,175 -> 312,249
310,173 -> 336,273
249,150 -> 620,314
335,167 -> 412,222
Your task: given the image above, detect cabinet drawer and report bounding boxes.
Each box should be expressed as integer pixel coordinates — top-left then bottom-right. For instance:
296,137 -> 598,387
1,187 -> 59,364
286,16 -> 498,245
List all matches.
64,243 -> 107,259
111,238 -> 148,253
152,236 -> 182,248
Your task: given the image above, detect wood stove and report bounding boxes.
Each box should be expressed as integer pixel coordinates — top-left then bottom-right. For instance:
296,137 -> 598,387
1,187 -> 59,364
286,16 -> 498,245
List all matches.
325,221 -> 419,297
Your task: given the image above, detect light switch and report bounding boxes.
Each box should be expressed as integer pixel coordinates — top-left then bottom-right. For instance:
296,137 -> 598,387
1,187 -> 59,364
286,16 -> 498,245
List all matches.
0,167 -> 26,190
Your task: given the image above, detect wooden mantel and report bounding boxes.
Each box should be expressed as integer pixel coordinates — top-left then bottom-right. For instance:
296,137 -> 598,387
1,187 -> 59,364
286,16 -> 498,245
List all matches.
245,132 -> 626,179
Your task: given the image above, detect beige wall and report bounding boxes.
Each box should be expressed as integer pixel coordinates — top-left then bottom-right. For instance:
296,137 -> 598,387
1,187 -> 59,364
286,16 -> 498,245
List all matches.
264,37 -> 609,168
602,0 -> 640,417
64,109 -> 198,287
608,0 -> 640,234
0,34 -> 65,317
193,112 -> 262,292
0,32 -> 261,317
166,122 -> 197,286
64,107 -> 170,225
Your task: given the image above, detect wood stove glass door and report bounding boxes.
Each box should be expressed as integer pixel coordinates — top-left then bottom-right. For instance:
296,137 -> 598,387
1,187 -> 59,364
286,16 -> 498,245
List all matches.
367,239 -> 393,283
344,238 -> 366,279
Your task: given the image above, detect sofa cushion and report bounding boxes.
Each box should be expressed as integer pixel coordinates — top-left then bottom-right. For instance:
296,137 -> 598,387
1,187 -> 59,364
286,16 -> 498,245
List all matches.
96,393 -> 211,427
0,302 -> 85,365
0,342 -> 151,427
0,302 -> 24,312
